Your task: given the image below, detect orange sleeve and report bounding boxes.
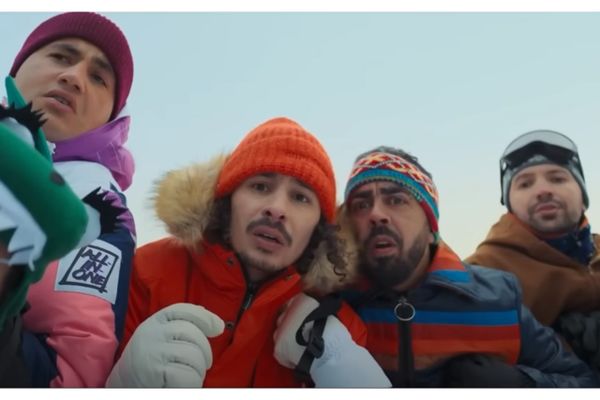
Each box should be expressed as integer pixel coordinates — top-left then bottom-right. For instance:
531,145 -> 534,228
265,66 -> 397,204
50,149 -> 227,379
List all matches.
336,301 -> 367,346
117,253 -> 150,357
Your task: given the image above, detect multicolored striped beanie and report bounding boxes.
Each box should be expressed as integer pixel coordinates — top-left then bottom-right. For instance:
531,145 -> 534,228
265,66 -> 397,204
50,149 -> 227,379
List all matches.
345,146 -> 440,242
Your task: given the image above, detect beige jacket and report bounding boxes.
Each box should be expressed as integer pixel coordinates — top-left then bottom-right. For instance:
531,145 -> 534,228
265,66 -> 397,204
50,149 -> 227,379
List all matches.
466,212 -> 600,325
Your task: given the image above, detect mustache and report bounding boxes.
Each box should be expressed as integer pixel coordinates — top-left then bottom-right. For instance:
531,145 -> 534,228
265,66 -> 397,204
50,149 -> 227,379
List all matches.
246,217 -> 292,245
364,225 -> 403,249
528,199 -> 564,215
359,226 -> 429,290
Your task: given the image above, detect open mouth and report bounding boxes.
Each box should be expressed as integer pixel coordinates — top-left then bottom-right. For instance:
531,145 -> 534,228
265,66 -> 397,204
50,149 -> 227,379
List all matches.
374,240 -> 395,249
254,231 -> 283,245
368,235 -> 398,256
251,225 -> 288,252
44,90 -> 75,112
49,94 -> 70,106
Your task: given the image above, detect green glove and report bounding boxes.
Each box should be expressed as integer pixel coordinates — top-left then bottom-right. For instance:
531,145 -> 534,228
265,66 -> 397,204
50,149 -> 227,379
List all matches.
0,76 -> 88,328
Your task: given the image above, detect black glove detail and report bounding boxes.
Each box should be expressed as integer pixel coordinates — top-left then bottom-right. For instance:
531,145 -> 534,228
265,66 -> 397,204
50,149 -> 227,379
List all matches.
555,311 -> 600,374
443,353 -> 535,388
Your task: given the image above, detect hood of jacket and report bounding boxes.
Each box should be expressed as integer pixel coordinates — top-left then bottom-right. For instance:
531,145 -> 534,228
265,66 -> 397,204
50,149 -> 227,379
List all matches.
52,108 -> 134,191
153,154 -> 357,294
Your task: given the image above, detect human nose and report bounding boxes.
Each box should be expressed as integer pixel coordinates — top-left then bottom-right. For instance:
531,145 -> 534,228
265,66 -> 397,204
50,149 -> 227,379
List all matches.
534,181 -> 554,202
368,198 -> 389,226
57,63 -> 86,93
261,190 -> 287,221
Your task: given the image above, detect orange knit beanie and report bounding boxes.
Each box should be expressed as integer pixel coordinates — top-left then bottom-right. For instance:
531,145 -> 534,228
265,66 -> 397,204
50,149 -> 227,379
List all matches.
215,117 -> 336,223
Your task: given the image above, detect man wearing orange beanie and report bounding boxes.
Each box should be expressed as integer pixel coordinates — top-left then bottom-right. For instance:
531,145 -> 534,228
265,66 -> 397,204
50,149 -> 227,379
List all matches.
107,117 -> 360,387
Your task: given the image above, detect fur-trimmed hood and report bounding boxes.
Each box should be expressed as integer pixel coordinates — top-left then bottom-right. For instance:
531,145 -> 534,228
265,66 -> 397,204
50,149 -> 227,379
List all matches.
154,154 -> 227,249
153,156 -> 359,294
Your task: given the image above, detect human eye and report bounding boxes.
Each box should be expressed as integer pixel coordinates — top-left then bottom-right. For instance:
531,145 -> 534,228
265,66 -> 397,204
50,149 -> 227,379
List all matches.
515,179 -> 532,189
387,194 -> 409,206
549,175 -> 566,184
349,199 -> 370,214
251,182 -> 269,193
49,52 -> 70,64
91,72 -> 107,87
293,192 -> 310,204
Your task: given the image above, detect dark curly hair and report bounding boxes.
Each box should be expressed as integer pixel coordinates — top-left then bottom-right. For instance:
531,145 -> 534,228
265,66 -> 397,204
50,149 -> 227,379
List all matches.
203,196 -> 347,280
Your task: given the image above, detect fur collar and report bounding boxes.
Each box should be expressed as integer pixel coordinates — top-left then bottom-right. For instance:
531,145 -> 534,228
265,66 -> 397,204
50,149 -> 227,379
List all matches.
153,155 -> 358,294
154,154 -> 227,249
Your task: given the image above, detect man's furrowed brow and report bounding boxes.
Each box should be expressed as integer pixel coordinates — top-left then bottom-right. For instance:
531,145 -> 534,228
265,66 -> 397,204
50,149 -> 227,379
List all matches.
546,167 -> 570,177
92,56 -> 114,76
50,42 -> 81,57
513,172 -> 533,182
293,178 -> 314,192
350,189 -> 374,200
380,185 -> 408,196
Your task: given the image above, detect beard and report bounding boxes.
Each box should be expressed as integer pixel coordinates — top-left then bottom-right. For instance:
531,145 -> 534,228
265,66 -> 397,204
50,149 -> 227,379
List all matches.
526,199 -> 580,234
234,217 -> 294,281
359,225 -> 429,290
236,249 -> 287,280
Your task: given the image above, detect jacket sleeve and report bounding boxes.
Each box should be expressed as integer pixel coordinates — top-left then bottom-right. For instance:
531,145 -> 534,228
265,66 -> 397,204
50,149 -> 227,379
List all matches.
336,300 -> 368,347
117,250 -> 151,358
20,189 -> 135,387
515,286 -> 599,387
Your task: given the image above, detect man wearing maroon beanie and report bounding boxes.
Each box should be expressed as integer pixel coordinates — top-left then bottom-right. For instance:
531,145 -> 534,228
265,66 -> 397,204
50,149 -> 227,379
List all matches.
1,12 -> 137,387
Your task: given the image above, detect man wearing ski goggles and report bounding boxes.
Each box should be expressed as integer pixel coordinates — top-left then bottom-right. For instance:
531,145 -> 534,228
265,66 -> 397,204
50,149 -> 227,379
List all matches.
467,129 -> 600,377
499,130 -> 587,210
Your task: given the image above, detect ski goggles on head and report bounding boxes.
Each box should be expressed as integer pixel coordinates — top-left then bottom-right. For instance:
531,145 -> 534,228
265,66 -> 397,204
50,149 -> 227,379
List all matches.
499,130 -> 583,180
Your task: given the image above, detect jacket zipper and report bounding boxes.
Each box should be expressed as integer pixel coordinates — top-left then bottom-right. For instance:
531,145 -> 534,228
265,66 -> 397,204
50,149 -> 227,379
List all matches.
226,281 -> 257,347
394,295 -> 415,387
235,281 -> 257,326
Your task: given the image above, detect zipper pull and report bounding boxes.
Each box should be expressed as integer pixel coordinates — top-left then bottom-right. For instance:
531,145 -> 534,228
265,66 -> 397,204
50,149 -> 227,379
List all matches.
394,296 -> 415,322
242,283 -> 257,311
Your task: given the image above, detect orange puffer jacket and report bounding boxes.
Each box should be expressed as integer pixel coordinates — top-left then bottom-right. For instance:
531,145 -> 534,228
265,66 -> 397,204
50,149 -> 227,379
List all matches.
123,238 -> 304,387
120,155 -> 364,387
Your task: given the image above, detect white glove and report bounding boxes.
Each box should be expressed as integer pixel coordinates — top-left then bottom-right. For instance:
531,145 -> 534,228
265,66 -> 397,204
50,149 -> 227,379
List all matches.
274,293 -> 391,388
106,303 -> 224,387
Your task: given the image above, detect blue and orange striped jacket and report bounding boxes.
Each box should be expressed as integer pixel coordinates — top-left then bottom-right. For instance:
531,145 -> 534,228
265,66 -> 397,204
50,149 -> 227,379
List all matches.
342,242 -> 598,387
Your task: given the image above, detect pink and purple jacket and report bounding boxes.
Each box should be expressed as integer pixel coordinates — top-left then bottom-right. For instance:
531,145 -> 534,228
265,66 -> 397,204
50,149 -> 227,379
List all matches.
20,114 -> 136,387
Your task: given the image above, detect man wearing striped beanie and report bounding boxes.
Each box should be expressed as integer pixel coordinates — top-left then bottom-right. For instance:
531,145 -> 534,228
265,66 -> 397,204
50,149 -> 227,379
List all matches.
274,145 -> 598,388
344,146 -> 440,289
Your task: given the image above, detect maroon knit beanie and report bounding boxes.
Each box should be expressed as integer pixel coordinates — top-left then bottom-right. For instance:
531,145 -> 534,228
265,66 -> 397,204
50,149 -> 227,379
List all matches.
10,12 -> 133,120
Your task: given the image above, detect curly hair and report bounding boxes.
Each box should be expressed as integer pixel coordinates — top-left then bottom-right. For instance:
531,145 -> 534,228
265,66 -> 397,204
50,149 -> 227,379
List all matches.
203,197 -> 347,281
294,218 -> 346,281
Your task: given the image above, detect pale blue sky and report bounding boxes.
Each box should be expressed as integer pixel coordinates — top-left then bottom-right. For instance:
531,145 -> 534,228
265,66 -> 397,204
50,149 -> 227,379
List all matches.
1,12 -> 599,258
